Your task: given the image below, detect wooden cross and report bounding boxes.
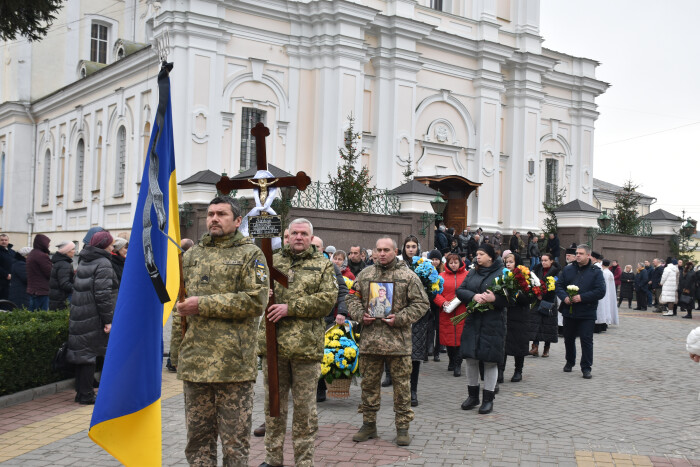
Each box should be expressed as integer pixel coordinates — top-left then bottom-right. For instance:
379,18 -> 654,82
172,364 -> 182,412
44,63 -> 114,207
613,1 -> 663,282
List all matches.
216,122 -> 311,417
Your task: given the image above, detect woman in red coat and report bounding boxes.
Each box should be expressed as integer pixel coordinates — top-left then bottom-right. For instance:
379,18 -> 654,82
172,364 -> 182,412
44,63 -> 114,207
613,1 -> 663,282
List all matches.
434,253 -> 468,377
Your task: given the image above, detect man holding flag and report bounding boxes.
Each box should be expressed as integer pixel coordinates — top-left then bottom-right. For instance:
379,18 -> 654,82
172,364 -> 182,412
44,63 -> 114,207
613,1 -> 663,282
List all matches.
176,195 -> 270,466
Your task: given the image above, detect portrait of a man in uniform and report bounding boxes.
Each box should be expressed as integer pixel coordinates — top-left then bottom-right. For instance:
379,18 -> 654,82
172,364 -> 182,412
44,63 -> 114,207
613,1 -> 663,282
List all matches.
368,282 -> 394,318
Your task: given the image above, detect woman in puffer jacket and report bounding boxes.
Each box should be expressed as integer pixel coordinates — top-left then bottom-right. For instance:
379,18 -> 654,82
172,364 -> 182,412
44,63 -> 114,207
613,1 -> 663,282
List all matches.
433,253 -> 468,377
660,259 -> 679,316
66,231 -> 118,404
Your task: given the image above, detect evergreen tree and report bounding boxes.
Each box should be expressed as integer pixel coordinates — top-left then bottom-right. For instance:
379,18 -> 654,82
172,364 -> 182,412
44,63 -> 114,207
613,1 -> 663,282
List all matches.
0,0 -> 64,42
612,180 -> 642,235
401,156 -> 414,184
328,115 -> 372,212
542,187 -> 566,235
670,218 -> 699,263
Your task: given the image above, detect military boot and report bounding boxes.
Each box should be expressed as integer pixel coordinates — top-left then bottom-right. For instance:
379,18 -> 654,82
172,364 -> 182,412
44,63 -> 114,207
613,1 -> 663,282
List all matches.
396,427 -> 411,446
352,422 -> 377,442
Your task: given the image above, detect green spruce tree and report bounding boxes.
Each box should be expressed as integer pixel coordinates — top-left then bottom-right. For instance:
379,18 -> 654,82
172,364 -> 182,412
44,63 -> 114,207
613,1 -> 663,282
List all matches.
0,0 -> 65,41
542,187 -> 566,235
328,115 -> 372,212
612,180 -> 642,235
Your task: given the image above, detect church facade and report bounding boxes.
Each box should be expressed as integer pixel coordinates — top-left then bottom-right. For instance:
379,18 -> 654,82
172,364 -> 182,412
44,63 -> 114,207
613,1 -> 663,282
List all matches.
0,0 -> 608,245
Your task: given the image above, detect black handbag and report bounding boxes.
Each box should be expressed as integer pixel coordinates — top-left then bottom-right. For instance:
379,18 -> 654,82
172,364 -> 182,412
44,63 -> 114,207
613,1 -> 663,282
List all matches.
679,293 -> 693,308
537,300 -> 556,317
51,341 -> 73,372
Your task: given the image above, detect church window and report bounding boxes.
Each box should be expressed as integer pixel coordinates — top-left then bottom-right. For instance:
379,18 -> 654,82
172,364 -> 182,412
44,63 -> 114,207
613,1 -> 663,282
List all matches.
75,139 -> 84,201
545,159 -> 558,204
430,0 -> 443,11
115,126 -> 126,197
0,153 -> 5,208
58,148 -> 65,197
42,150 -> 51,206
90,23 -> 109,64
240,108 -> 266,171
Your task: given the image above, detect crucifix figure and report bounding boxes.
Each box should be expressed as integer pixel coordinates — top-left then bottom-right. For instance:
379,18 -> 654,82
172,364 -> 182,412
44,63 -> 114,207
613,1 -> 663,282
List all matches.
216,122 -> 310,417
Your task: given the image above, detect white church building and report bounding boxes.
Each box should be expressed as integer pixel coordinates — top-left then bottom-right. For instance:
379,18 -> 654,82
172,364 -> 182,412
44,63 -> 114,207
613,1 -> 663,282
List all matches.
0,0 -> 608,245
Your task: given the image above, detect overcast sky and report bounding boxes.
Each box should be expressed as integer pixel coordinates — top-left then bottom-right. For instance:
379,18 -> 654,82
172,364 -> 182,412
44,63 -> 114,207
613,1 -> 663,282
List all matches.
539,0 -> 700,221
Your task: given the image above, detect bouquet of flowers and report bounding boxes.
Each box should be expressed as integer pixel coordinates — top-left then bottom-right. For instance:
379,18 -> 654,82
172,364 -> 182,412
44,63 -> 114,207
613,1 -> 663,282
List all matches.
565,285 -> 580,315
451,266 -> 537,325
321,322 -> 360,384
533,275 -> 557,300
411,256 -> 444,297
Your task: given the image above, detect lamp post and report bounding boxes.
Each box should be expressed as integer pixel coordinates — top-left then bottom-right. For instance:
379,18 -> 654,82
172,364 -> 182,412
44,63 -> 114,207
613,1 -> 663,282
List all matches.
419,191 -> 448,237
597,212 -> 612,232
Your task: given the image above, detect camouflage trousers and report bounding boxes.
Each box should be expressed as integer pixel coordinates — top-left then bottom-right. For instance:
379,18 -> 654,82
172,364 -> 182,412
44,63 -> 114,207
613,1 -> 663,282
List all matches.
358,354 -> 414,428
183,380 -> 254,467
262,356 -> 320,467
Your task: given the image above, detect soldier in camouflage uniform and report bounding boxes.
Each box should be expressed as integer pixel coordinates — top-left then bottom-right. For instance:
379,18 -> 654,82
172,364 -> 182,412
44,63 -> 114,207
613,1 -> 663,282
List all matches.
174,196 -> 269,467
257,218 -> 337,467
347,236 -> 428,446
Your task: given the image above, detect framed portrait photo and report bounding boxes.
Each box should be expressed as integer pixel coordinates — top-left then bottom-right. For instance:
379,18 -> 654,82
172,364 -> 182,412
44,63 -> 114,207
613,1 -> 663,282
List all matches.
367,282 -> 394,318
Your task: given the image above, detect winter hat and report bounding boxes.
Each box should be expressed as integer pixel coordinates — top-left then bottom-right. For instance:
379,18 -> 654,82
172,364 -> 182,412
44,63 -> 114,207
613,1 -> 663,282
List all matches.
56,241 -> 76,255
477,243 -> 497,261
501,249 -> 512,259
90,231 -> 114,249
325,246 -> 336,255
591,251 -> 603,260
83,226 -> 105,245
565,246 -> 577,255
686,327 -> 700,355
666,257 -> 673,265
112,238 -> 128,252
427,249 -> 443,261
18,247 -> 32,257
602,259 -> 611,267
672,259 -> 678,265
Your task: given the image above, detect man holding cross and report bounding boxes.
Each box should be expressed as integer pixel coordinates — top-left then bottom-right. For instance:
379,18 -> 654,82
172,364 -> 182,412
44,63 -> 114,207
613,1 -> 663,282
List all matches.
257,218 -> 337,467
174,196 -> 270,466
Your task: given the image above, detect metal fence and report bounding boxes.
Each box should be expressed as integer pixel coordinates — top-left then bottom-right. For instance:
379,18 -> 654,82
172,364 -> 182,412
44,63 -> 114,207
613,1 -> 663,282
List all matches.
290,181 -> 401,215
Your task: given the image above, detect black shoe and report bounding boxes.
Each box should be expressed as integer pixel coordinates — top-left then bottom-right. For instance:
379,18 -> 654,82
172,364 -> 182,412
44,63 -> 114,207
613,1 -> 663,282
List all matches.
453,365 -> 461,377
78,392 -> 96,405
92,379 -> 100,389
411,390 -> 418,407
423,356 -> 429,362
317,389 -> 326,402
165,358 -> 177,373
511,370 -> 522,382
497,373 -> 504,384
682,314 -> 692,319
640,308 -> 647,311
381,375 -> 392,387
478,389 -> 495,414
447,362 -> 455,371
433,354 -> 440,362
563,364 -> 573,373
461,385 -> 480,410
582,370 -> 592,379
253,423 -> 266,437
633,307 -> 641,310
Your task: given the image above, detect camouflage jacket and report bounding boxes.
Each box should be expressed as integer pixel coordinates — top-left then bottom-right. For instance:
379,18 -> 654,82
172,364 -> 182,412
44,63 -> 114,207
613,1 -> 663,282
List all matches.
347,258 -> 429,356
174,230 -> 269,383
257,245 -> 337,361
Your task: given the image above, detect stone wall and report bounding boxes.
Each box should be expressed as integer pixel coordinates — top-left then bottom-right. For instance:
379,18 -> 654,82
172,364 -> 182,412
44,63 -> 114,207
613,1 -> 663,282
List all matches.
557,227 -> 673,267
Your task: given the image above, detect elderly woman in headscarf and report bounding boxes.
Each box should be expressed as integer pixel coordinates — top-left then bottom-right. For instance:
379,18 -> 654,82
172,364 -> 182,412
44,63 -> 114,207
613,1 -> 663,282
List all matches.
110,237 -> 128,284
49,241 -> 76,310
66,231 -> 118,404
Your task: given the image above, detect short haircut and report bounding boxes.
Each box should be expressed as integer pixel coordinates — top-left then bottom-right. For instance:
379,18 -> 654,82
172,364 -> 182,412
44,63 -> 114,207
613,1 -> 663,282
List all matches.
576,244 -> 592,254
541,253 -> 554,261
349,244 -> 362,251
333,250 -> 347,260
209,196 -> 242,218
289,218 -> 313,235
0,234 -> 8,239
376,236 -> 397,249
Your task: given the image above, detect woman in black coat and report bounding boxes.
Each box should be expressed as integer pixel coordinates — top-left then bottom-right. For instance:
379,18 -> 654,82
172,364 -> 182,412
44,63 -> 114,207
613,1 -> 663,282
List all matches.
618,265 -> 635,308
678,262 -> 695,319
8,248 -> 31,308
456,244 -> 508,414
502,253 -> 533,382
49,242 -> 76,310
529,253 -> 560,357
66,231 -> 118,404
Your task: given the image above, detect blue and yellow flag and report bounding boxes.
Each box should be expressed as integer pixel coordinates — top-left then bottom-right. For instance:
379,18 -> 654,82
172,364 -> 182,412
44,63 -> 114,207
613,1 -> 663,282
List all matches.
89,62 -> 181,466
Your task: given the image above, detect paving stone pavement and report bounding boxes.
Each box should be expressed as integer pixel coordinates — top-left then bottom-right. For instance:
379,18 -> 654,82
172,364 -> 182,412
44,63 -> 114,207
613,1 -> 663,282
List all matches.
1,309 -> 698,466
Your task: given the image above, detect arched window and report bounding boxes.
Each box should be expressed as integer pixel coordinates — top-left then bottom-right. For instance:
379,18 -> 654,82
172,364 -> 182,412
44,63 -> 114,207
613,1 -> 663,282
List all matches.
0,153 -> 5,208
115,126 -> 126,196
240,108 -> 266,170
42,149 -> 51,206
545,158 -> 559,205
58,147 -> 65,197
74,139 -> 85,201
93,136 -> 102,191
